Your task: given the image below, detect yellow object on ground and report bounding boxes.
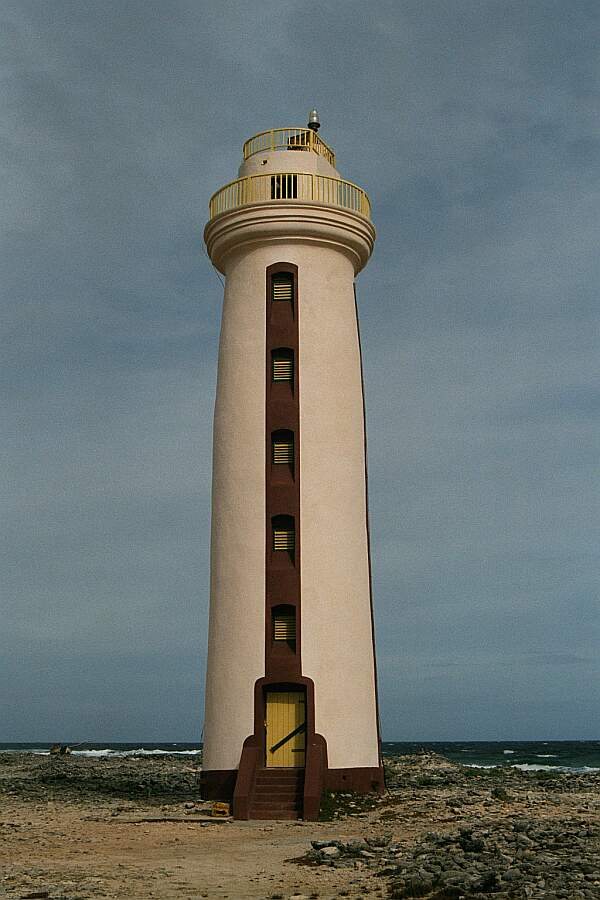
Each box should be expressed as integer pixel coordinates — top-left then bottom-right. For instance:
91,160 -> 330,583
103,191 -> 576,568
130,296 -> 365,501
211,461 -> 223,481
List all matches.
211,802 -> 230,817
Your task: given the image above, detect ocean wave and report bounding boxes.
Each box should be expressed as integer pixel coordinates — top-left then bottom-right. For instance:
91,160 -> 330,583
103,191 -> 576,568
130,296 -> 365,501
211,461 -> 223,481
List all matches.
535,754 -> 559,758
503,750 -> 515,754
2,748 -> 202,758
70,749 -> 202,758
1,748 -> 50,755
463,762 -> 600,773
511,763 -> 600,773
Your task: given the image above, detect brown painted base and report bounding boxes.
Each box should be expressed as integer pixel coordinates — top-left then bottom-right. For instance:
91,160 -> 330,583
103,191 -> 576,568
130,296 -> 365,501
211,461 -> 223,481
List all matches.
200,769 -> 237,802
325,765 -> 386,794
201,764 -> 385,812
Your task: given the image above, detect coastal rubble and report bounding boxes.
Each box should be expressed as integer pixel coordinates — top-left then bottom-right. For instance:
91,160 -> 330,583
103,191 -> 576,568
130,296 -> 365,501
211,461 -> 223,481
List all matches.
296,753 -> 600,898
0,751 -> 199,801
0,750 -> 598,899
303,819 -> 600,898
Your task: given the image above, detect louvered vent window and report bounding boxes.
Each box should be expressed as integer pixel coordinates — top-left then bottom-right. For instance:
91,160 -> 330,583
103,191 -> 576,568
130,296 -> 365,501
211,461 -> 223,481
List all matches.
273,528 -> 295,551
272,515 -> 295,553
273,613 -> 296,642
272,349 -> 293,382
272,430 -> 294,465
271,273 -> 293,303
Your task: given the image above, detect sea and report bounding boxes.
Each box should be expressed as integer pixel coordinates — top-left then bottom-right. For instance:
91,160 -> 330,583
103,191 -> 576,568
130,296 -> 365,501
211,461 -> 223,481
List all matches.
1,741 -> 599,773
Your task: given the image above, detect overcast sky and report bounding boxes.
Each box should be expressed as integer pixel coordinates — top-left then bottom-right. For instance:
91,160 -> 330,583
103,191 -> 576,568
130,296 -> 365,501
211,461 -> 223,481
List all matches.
2,0 -> 599,742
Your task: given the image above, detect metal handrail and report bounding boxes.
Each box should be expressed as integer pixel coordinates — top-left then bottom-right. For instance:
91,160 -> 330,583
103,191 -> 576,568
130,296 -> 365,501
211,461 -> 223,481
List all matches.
208,172 -> 371,220
243,128 -> 336,167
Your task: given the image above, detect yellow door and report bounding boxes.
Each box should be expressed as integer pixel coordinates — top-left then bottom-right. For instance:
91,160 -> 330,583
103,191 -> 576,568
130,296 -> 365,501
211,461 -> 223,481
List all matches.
265,692 -> 306,767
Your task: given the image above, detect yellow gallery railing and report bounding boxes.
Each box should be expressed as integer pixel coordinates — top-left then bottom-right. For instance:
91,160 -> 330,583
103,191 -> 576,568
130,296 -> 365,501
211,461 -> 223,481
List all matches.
243,128 -> 336,167
209,172 -> 371,220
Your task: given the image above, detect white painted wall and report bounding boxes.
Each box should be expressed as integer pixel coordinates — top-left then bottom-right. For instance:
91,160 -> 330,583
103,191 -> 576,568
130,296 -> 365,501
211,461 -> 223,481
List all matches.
238,143 -> 340,179
202,250 -> 266,771
296,247 -> 380,769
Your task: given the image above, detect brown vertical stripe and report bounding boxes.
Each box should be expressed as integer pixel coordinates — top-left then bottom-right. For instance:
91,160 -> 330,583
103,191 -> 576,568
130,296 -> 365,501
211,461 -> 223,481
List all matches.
265,263 -> 301,683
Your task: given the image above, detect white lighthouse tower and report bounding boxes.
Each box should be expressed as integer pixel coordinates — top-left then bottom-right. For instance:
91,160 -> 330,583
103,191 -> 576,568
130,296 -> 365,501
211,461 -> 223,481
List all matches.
202,112 -> 383,819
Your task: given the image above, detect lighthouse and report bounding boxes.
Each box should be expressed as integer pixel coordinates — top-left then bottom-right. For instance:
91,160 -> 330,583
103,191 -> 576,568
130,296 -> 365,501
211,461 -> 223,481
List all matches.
202,112 -> 384,820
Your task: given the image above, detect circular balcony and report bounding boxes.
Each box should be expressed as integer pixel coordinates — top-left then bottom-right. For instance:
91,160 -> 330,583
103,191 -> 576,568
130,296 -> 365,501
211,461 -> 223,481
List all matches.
243,128 -> 336,167
208,172 -> 371,221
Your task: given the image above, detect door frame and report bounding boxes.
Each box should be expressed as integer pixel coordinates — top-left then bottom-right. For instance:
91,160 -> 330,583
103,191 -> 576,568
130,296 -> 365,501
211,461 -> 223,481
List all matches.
251,676 -> 317,770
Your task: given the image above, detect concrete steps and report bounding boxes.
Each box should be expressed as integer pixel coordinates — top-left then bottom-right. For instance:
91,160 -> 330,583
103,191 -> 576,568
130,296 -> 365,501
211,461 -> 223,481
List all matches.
248,768 -> 304,820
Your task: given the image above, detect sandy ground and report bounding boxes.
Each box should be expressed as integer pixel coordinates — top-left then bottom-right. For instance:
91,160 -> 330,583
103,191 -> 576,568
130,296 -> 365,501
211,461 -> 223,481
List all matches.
1,752 -> 598,899
1,801 -> 391,900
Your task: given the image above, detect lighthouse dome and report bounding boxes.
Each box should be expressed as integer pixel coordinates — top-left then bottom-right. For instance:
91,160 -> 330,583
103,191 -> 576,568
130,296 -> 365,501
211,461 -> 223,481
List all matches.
238,126 -> 341,179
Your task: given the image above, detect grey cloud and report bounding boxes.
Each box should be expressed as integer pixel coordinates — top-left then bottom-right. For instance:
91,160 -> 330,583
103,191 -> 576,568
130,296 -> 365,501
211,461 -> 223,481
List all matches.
2,0 -> 599,740
528,653 -> 593,667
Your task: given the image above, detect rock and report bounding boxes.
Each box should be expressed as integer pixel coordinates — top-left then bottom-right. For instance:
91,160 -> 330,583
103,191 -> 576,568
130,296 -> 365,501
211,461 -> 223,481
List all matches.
491,786 -> 512,801
391,874 -> 434,898
365,832 -> 392,848
458,827 -> 485,852
340,839 -> 369,854
473,870 -> 500,891
320,845 -> 341,858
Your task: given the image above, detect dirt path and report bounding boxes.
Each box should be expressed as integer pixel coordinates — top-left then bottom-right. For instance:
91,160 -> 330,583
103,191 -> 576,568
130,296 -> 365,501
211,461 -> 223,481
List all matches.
1,799 -> 389,899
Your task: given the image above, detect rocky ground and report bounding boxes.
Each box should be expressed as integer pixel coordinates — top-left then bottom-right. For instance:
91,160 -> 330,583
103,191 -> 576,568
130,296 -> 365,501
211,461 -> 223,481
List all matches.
0,751 -> 598,899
